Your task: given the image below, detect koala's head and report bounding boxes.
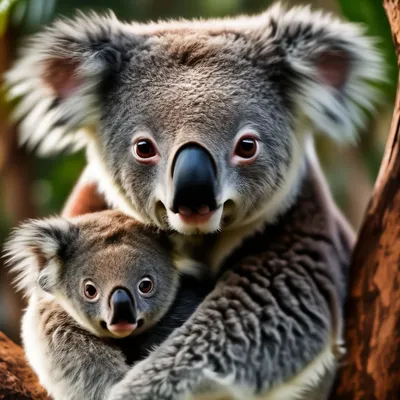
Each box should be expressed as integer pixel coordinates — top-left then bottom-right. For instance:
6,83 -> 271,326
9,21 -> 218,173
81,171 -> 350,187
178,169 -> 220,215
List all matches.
6,5 -> 383,234
4,211 -> 179,338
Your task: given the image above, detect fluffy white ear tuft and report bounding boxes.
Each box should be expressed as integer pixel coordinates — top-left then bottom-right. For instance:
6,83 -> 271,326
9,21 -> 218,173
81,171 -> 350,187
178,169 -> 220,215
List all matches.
254,3 -> 385,143
4,12 -> 134,156
3,218 -> 75,296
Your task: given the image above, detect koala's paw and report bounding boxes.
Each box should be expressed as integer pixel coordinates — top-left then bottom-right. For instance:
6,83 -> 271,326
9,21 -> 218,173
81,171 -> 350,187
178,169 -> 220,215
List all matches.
107,361 -> 186,400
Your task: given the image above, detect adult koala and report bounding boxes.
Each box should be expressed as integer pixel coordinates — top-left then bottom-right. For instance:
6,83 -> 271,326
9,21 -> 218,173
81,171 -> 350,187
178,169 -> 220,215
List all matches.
6,3 -> 382,399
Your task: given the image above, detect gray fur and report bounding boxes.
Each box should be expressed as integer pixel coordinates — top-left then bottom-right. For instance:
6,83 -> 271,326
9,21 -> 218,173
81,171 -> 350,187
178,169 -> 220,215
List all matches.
108,156 -> 352,400
22,297 -> 130,400
4,210 -> 188,400
5,210 -> 180,337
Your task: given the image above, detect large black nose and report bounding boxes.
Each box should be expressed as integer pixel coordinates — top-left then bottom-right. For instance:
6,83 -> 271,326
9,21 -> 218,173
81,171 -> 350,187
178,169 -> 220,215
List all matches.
171,144 -> 217,214
109,288 -> 136,325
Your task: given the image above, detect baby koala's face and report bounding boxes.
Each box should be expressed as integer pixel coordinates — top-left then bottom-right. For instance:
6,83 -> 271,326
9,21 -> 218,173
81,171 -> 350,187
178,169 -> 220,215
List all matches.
60,212 -> 179,338
6,210 -> 179,339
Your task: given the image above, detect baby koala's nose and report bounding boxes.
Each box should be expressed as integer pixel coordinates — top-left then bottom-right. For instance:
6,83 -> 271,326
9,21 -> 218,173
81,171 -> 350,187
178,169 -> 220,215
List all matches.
108,288 -> 137,337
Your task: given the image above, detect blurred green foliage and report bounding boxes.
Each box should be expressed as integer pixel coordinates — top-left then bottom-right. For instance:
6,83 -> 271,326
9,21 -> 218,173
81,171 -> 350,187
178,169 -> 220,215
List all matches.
338,0 -> 397,99
1,0 -> 397,219
336,0 -> 397,188
0,0 -> 18,35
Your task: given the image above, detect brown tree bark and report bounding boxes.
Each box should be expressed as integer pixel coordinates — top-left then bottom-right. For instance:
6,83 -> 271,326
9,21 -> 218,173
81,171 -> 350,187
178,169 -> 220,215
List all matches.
330,1 -> 400,399
0,27 -> 36,343
0,332 -> 49,399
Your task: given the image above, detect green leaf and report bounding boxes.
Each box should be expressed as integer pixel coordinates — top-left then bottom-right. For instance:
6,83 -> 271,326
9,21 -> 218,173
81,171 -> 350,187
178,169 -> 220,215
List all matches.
338,0 -> 397,99
0,0 -> 18,36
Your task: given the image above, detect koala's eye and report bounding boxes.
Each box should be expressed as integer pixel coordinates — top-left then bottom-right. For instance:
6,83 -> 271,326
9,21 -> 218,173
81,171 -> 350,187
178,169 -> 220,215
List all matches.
235,138 -> 257,159
132,138 -> 159,164
137,277 -> 154,297
83,281 -> 99,302
135,140 -> 156,158
232,134 -> 259,165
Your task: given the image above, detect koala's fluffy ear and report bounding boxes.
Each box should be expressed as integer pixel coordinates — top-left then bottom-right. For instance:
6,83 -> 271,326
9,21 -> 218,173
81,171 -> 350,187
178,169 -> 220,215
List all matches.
250,4 -> 384,142
3,218 -> 78,296
5,12 -> 135,155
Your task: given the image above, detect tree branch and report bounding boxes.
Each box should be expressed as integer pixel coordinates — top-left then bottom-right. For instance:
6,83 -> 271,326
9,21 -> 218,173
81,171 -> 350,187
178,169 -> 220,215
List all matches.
330,1 -> 400,399
0,331 -> 49,399
0,26 -> 36,343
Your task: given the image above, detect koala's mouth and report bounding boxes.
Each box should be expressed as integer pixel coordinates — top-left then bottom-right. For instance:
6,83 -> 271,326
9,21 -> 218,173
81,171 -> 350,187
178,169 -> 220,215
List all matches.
156,197 -> 238,234
101,318 -> 144,338
156,200 -> 222,229
108,322 -> 137,337
166,205 -> 224,234
176,199 -> 236,227
177,207 -> 218,224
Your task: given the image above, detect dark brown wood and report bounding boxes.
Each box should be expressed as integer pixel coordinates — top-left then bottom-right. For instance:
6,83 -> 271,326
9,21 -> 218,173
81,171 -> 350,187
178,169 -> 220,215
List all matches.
331,2 -> 400,399
0,331 -> 49,400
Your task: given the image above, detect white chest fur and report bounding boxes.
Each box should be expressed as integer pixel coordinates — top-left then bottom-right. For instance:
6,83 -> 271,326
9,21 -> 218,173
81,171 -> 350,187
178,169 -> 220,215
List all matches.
22,295 -> 71,400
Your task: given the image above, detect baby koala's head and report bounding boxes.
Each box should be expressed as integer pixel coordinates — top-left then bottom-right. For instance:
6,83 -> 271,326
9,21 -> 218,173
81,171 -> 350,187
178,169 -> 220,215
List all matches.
4,210 -> 179,338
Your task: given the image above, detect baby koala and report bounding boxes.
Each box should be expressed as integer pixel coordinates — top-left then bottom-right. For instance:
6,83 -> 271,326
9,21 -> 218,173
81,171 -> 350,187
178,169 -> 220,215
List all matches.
4,210 -> 208,400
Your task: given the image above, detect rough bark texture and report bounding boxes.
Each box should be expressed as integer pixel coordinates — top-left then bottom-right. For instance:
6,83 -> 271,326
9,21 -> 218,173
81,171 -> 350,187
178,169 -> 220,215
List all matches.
0,332 -> 49,400
331,1 -> 400,399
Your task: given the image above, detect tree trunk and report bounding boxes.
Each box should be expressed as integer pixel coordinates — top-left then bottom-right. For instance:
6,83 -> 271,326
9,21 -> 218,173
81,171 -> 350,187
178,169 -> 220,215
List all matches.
0,332 -> 49,399
0,28 -> 36,343
330,1 -> 400,399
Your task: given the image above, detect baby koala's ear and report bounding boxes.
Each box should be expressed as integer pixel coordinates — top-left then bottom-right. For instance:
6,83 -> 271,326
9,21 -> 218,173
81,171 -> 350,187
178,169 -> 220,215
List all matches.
3,218 -> 78,296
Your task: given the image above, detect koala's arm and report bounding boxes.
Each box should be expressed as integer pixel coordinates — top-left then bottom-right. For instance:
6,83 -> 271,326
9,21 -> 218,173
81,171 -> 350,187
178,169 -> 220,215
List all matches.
23,296 -> 129,400
107,248 -> 342,400
62,166 -> 108,218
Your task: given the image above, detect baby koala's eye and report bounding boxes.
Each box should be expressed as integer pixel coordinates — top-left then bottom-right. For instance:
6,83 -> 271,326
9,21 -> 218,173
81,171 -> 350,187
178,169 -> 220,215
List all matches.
83,280 -> 99,302
137,276 -> 154,297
